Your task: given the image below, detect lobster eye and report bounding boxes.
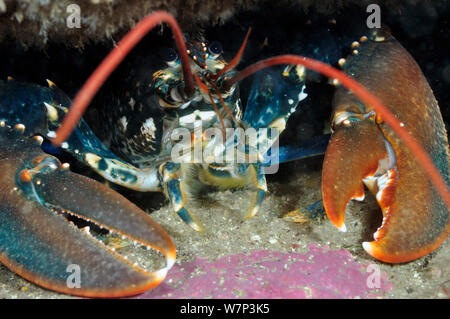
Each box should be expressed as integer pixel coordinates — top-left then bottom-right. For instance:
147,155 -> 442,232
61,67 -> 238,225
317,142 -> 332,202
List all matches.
208,41 -> 223,56
159,48 -> 178,63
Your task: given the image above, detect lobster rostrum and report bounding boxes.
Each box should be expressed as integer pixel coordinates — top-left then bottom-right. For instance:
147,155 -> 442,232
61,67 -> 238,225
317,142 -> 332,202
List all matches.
0,10 -> 448,297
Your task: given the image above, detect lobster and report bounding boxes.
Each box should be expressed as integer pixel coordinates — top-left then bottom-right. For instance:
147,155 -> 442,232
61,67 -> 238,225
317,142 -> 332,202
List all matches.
0,10 -> 448,297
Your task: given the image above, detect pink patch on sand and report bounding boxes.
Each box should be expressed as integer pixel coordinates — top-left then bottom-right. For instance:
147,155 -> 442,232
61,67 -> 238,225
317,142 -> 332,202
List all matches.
140,244 -> 392,298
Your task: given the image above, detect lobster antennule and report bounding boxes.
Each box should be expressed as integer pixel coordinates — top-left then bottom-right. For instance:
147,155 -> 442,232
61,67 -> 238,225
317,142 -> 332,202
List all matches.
52,11 -> 193,146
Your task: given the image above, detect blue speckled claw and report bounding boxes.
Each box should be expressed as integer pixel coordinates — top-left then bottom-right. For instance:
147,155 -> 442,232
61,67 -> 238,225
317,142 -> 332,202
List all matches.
0,124 -> 176,297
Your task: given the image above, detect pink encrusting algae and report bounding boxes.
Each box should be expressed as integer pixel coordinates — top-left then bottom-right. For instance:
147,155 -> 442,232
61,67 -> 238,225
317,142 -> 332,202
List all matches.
141,244 -> 392,298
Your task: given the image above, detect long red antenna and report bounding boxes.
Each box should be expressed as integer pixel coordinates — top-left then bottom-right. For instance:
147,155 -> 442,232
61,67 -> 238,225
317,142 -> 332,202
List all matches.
52,11 -> 193,146
224,55 -> 450,209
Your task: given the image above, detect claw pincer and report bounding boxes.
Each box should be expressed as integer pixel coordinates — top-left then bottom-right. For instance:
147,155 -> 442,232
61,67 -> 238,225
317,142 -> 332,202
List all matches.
322,30 -> 449,263
0,86 -> 175,297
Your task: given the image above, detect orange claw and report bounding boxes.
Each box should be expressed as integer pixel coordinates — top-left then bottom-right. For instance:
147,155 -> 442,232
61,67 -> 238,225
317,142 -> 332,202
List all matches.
323,29 -> 449,263
322,120 -> 388,232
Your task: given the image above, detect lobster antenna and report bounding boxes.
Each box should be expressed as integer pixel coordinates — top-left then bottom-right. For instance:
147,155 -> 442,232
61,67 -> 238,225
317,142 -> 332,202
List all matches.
194,73 -> 226,141
52,11 -> 194,146
212,28 -> 251,80
223,54 -> 450,209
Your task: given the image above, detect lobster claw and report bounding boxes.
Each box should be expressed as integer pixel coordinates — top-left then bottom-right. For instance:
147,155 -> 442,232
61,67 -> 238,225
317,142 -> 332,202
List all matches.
0,124 -> 176,297
322,119 -> 388,232
322,29 -> 449,263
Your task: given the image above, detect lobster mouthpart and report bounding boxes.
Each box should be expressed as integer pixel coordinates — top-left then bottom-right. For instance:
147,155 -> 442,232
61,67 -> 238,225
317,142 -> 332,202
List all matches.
322,29 -> 449,263
0,124 -> 176,297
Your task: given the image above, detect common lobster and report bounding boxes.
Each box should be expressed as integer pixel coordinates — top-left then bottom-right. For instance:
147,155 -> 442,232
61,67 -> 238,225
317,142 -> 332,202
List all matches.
0,10 -> 448,298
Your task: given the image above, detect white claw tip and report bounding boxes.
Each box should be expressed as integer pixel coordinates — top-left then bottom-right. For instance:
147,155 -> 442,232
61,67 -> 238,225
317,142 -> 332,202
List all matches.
362,241 -> 373,254
166,254 -> 176,271
156,268 -> 169,282
373,230 -> 381,241
338,224 -> 347,232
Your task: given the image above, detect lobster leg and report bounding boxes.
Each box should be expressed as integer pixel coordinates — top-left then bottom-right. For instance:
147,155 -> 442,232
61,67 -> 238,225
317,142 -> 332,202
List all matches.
244,164 -> 267,219
161,160 -> 268,230
0,123 -> 176,297
197,162 -> 268,220
322,29 -> 449,263
160,162 -> 205,232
